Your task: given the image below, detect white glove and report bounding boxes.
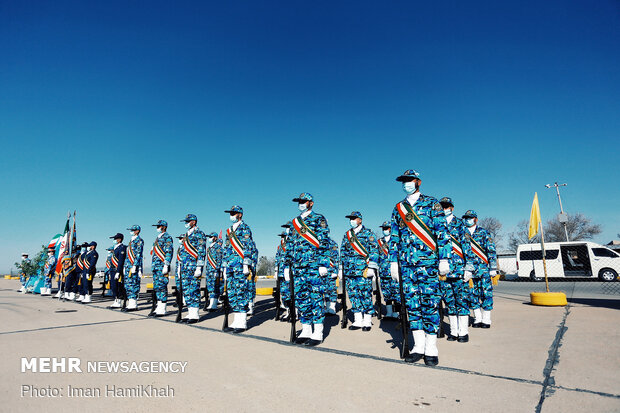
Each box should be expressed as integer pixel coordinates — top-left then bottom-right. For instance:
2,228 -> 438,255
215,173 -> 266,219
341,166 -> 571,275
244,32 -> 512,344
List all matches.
438,260 -> 450,276
365,268 -> 376,279
138,269 -> 143,278
243,264 -> 250,275
330,271 -> 338,279
489,270 -> 497,276
223,267 -> 228,282
390,262 -> 399,281
283,268 -> 290,282
114,273 -> 120,280
463,270 -> 472,282
194,267 -> 202,278
131,265 -> 137,274
163,265 -> 169,275
318,266 -> 328,276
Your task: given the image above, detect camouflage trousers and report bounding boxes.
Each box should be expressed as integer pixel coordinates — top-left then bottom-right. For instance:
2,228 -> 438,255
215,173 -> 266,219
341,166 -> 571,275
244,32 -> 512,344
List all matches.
401,265 -> 441,335
323,274 -> 338,302
469,275 -> 493,311
44,275 -> 53,289
152,264 -> 169,302
379,273 -> 399,302
20,274 -> 27,286
246,278 -> 256,304
293,267 -> 325,325
226,265 -> 249,312
440,277 -> 469,316
204,268 -> 219,299
180,271 -> 201,309
124,269 -> 141,300
345,276 -> 374,314
279,276 -> 291,302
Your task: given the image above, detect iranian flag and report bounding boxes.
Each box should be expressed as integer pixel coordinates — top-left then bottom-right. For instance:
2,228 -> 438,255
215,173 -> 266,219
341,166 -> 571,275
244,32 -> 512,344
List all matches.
54,213 -> 72,275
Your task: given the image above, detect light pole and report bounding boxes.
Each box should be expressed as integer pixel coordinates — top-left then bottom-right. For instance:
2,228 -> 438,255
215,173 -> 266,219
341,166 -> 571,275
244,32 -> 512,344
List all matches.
545,182 -> 569,242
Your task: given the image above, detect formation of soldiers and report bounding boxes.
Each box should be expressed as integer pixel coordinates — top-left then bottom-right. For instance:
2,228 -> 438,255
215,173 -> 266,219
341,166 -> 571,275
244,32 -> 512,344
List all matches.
16,169 -> 497,367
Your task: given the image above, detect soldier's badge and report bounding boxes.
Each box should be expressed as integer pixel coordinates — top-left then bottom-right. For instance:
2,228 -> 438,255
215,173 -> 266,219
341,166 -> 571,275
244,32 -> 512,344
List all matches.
433,202 -> 443,211
244,234 -> 250,239
300,227 -> 307,234
320,219 -> 327,228
399,219 -> 405,228
332,245 -> 338,251
405,212 -> 414,222
369,236 -> 375,242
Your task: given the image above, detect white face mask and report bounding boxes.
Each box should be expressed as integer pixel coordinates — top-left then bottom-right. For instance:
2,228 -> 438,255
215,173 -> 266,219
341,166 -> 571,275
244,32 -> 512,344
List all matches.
403,181 -> 417,195
184,222 -> 191,229
444,209 -> 453,216
349,220 -> 359,228
48,252 -> 53,257
298,203 -> 307,212
157,228 -> 162,233
383,229 -> 390,236
465,218 -> 475,227
229,215 -> 238,223
285,228 -> 290,235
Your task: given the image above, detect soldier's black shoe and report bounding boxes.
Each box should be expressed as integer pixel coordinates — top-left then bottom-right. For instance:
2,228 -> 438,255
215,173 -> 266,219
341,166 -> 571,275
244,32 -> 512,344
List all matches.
223,326 -> 234,332
424,356 -> 439,366
404,353 -> 424,363
348,325 -> 361,331
304,339 -> 322,347
481,323 -> 491,329
362,327 -> 371,332
180,318 -> 190,323
295,336 -> 310,345
472,322 -> 483,328
281,315 -> 290,322
232,328 -> 246,334
186,319 -> 198,324
458,334 -> 469,343
446,334 -> 457,341
147,311 -> 156,317
155,313 -> 167,318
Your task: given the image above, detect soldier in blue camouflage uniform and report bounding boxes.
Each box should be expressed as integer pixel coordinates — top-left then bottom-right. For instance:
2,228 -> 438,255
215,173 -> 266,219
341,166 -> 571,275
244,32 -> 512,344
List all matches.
174,233 -> 186,305
439,198 -> 475,342
122,225 -> 144,311
378,221 -> 399,319
18,253 -> 30,293
339,211 -> 379,331
222,206 -> 257,332
461,210 -> 498,329
150,220 -> 174,317
179,214 -> 207,324
275,224 -> 291,320
324,237 -> 340,316
284,193 -> 331,346
389,169 -> 451,366
205,232 -> 223,311
41,248 -> 56,296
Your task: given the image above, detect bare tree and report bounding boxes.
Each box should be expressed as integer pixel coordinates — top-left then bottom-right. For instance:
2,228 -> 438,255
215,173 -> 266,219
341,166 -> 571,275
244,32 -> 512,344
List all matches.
479,217 -> 503,248
256,256 -> 275,276
545,213 -> 602,242
507,220 -> 540,252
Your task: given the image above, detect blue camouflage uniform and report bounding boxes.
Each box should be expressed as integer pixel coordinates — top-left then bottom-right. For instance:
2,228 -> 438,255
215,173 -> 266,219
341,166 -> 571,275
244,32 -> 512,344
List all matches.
378,222 -> 399,304
438,200 -> 475,317
222,206 -> 258,313
179,215 -> 207,309
275,233 -> 291,303
341,212 -> 379,316
389,177 -> 451,335
44,253 -> 57,290
20,256 -> 31,287
123,226 -> 144,300
151,221 -> 174,303
325,238 -> 340,304
463,211 -> 498,311
205,233 -> 223,299
284,193 -> 331,325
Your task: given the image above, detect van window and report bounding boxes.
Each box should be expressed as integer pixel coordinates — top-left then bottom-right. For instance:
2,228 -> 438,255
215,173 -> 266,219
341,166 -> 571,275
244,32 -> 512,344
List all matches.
519,250 -> 559,260
592,248 -> 618,258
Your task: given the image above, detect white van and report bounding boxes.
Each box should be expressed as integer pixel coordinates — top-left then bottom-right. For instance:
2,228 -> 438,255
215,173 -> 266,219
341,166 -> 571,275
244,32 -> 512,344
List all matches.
516,241 -> 620,282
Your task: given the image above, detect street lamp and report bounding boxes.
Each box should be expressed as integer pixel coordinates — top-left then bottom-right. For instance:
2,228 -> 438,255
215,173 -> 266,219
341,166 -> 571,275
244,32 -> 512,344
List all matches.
545,182 -> 569,242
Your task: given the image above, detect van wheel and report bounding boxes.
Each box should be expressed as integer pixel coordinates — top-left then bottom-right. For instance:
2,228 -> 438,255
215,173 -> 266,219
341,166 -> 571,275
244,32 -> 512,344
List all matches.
598,268 -> 618,282
530,271 -> 543,282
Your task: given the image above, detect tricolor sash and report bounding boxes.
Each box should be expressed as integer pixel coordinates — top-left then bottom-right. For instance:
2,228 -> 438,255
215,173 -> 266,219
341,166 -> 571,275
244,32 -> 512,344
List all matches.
329,258 -> 336,268
183,235 -> 199,260
280,238 -> 286,252
346,230 -> 369,258
127,245 -> 136,265
378,238 -> 389,256
77,256 -> 84,270
451,236 -> 464,260
292,216 -> 320,248
153,240 -> 166,262
111,255 -> 119,268
227,228 -> 244,259
207,248 -> 217,269
106,260 -> 111,269
468,235 -> 489,264
396,202 -> 437,252
176,247 -> 182,263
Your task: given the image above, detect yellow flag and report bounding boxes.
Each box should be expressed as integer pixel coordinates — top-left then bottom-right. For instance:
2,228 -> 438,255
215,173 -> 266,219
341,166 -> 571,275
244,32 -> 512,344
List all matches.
528,192 -> 541,240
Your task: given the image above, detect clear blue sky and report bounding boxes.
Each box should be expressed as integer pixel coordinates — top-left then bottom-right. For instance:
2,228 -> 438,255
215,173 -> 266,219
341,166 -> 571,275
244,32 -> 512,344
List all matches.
1,1 -> 619,271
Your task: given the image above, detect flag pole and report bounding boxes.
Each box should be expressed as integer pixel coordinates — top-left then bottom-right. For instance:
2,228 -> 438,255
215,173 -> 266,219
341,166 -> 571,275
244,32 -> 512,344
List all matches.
539,219 -> 550,293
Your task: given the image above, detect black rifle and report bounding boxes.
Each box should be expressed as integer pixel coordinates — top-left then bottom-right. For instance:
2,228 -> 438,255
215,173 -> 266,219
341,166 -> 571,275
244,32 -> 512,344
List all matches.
438,298 -> 445,338
175,269 -> 184,323
202,282 -> 210,311
274,275 -> 282,321
119,280 -> 128,311
221,277 -> 231,331
340,272 -> 348,329
214,269 -> 221,302
148,287 -> 157,316
288,263 -> 297,343
397,263 -> 410,359
374,272 -> 383,320
101,273 -> 108,297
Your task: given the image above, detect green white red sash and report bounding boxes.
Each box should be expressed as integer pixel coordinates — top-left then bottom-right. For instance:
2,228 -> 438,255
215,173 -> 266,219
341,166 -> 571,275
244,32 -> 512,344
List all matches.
451,235 -> 464,259
127,245 -> 136,265
292,216 -> 320,248
84,257 -> 91,270
111,254 -> 119,268
207,248 -> 217,269
106,259 -> 111,269
330,258 -> 336,268
468,235 -> 489,264
227,228 -> 244,258
77,256 -> 84,270
153,240 -> 166,262
280,238 -> 286,252
183,236 -> 199,260
378,238 -> 389,256
396,201 -> 437,252
347,229 -> 369,258
176,247 -> 182,262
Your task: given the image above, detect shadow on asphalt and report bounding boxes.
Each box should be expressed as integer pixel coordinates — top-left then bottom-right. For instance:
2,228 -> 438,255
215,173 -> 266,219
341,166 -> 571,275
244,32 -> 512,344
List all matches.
568,298 -> 620,310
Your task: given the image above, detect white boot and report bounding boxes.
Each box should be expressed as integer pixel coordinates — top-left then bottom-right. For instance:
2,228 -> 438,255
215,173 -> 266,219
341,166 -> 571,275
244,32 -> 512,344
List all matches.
424,334 -> 438,356
248,302 -> 254,315
40,288 -> 50,296
188,307 -> 200,320
207,298 -> 217,310
482,310 -> 492,326
19,286 -> 25,293
473,308 -> 482,324
76,295 -> 84,302
237,312 -> 247,330
155,302 -> 166,316
310,323 -> 324,342
110,298 -> 121,308
351,312 -> 363,328
68,292 -> 75,301
63,292 -> 70,299
229,312 -> 242,328
298,323 -> 312,339
126,299 -> 138,310
458,315 -> 470,338
82,294 -> 91,303
362,313 -> 372,330
412,330 -> 426,354
448,315 -> 458,338
326,302 -> 337,314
